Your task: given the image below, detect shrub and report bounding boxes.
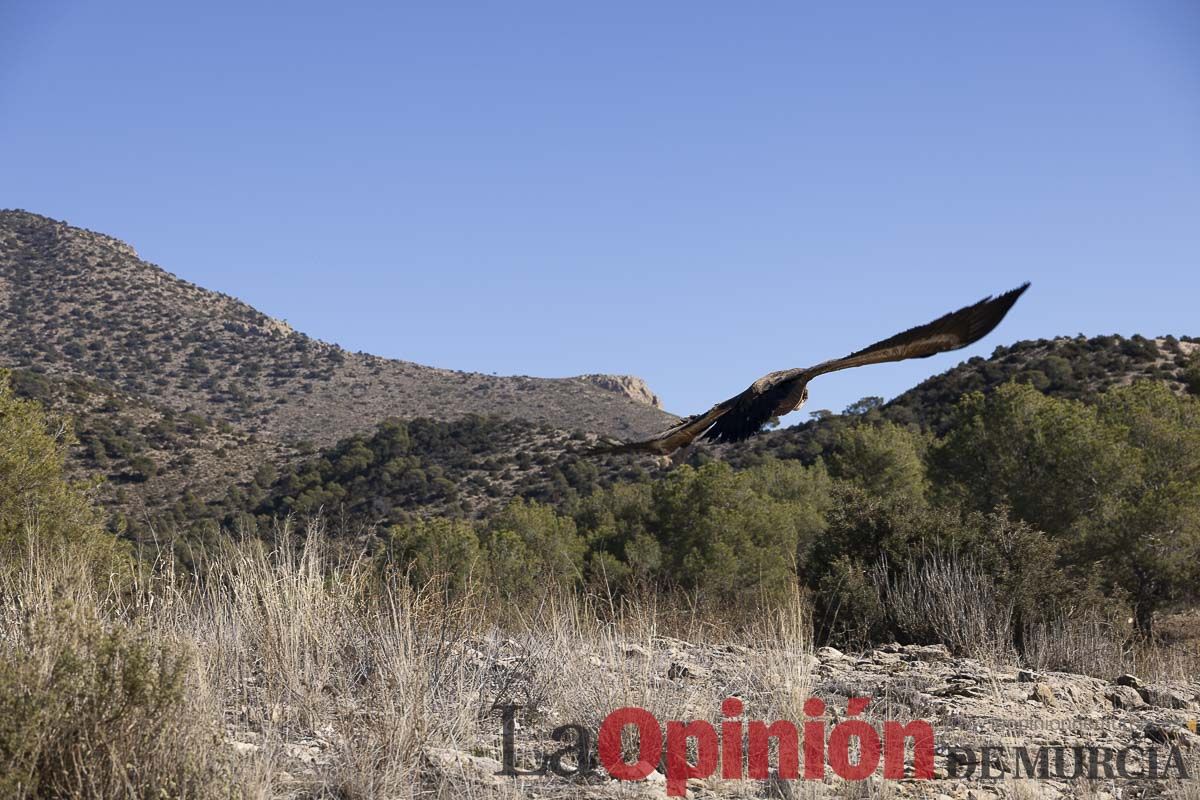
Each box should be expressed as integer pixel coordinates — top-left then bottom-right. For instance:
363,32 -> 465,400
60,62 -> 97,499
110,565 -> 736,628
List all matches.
814,555 -> 886,648
0,602 -> 225,798
481,500 -> 585,602
383,517 -> 481,593
0,371 -> 125,572
873,550 -> 1013,660
827,421 -> 928,506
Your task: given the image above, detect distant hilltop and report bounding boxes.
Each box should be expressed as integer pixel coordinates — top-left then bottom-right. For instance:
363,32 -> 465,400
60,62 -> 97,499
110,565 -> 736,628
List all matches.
0,209 -> 675,448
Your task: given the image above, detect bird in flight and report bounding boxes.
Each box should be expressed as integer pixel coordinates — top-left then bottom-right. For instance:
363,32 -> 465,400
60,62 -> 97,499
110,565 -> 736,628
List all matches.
591,283 -> 1030,456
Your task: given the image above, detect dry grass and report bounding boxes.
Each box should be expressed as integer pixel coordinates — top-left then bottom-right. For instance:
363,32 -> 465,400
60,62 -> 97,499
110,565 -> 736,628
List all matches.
0,537 -> 231,798
1025,610 -> 1198,683
0,519 -> 820,798
872,552 -> 1015,662
7,516 -> 1192,798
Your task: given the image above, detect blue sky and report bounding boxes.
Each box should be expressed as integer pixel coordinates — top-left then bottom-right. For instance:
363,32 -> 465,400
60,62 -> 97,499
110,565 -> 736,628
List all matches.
2,2 -> 1198,420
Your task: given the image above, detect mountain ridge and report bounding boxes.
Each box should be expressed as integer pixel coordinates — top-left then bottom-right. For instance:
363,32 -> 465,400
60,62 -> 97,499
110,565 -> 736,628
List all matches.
5,210 -> 1198,537
0,209 -> 674,447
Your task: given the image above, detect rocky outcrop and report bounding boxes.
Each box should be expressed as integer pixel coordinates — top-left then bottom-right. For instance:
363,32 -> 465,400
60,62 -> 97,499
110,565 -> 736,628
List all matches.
573,374 -> 664,409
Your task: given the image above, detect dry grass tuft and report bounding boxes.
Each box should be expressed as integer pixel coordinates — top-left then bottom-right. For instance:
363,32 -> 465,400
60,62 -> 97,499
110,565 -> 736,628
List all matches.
1,519 -> 820,797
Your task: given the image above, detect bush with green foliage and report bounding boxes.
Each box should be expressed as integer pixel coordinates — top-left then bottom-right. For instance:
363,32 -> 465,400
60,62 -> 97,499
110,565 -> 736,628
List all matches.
382,516 -> 481,593
932,381 -> 1200,634
481,500 -> 586,602
0,371 -> 125,570
0,603 -> 223,798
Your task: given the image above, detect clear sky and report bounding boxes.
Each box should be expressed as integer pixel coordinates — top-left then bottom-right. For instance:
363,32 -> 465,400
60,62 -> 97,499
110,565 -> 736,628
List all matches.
3,2 -> 1198,421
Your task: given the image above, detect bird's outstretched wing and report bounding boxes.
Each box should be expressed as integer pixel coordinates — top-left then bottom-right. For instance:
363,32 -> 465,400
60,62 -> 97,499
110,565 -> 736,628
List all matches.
590,283 -> 1029,456
588,401 -> 736,456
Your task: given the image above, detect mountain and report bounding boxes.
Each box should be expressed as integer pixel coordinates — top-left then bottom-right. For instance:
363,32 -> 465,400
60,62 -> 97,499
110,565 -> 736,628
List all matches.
0,210 -> 674,447
210,332 -> 1199,536
5,209 -> 1198,538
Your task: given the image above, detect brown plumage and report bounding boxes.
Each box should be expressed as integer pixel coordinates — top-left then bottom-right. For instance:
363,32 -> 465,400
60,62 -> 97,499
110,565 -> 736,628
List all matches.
591,283 -> 1030,456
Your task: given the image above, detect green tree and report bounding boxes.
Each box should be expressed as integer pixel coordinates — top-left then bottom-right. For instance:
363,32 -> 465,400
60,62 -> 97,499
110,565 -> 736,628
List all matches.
1182,354 -> 1200,396
1082,382 -> 1200,632
828,421 -> 929,507
0,371 -> 125,570
648,461 -> 828,610
481,500 -> 585,600
383,517 -> 481,593
930,380 -> 1200,634
930,383 -> 1129,536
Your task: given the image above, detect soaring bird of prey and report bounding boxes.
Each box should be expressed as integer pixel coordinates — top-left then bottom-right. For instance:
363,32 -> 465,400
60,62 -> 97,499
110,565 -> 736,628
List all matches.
591,283 -> 1029,456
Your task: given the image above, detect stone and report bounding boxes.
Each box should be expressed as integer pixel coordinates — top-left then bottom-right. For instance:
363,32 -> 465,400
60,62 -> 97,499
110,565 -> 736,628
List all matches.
1105,685 -> 1147,709
905,643 -> 951,661
1137,684 -> 1193,709
667,661 -> 709,680
227,739 -> 261,756
425,748 -> 508,789
1030,682 -> 1057,707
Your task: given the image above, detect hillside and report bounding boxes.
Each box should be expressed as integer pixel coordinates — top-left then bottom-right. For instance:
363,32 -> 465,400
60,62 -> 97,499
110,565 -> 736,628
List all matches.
13,330 -> 1197,538
189,332 -> 1198,539
5,210 -> 1199,539
0,210 -> 673,448
2,215 -> 1198,798
723,333 -> 1200,465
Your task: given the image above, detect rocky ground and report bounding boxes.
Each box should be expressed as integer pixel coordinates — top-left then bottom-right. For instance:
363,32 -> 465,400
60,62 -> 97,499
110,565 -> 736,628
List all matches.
224,638 -> 1199,799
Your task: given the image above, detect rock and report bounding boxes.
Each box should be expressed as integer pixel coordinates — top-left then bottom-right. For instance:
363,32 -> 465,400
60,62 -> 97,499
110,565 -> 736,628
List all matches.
1115,673 -> 1142,689
904,643 -> 951,661
1143,723 -> 1186,747
667,661 -> 709,680
227,739 -> 261,756
1105,685 -> 1146,709
1137,684 -> 1193,709
425,748 -> 508,789
283,742 -> 322,764
930,682 -> 987,699
623,643 -> 650,659
816,646 -> 846,661
573,374 -> 663,408
1030,682 -> 1057,707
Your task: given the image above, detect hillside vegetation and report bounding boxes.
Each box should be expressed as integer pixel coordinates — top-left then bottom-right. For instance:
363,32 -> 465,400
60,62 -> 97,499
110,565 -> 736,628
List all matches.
0,210 -> 672,446
6,211 -> 1200,551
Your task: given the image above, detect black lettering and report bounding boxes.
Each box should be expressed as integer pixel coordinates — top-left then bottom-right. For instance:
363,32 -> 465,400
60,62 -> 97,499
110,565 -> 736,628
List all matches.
946,747 -> 976,778
980,746 -> 1003,779
548,723 -> 594,777
1015,746 -> 1049,778
1053,746 -> 1085,779
1116,747 -> 1143,778
498,704 -> 547,776
1088,747 -> 1113,779
1161,747 -> 1189,779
